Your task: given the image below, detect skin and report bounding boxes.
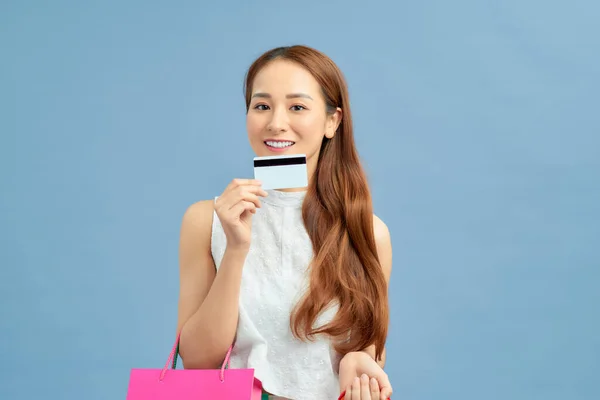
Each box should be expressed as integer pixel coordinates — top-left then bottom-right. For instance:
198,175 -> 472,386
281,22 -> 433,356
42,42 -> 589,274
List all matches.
340,214 -> 393,400
176,59 -> 393,400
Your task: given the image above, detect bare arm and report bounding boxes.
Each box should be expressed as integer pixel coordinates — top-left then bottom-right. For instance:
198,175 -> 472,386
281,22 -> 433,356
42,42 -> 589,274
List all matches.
338,214 -> 394,397
176,179 -> 266,369
175,200 -> 247,369
359,214 -> 393,368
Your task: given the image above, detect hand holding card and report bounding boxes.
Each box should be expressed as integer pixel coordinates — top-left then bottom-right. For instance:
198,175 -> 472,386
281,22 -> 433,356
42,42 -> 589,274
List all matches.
253,154 -> 308,190
214,178 -> 268,251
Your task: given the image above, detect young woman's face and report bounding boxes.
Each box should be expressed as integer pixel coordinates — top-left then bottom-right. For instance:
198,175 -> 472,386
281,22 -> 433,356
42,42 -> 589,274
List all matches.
246,59 -> 341,182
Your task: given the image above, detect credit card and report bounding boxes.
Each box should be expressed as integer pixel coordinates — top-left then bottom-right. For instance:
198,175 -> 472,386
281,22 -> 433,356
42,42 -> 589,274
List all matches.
253,154 -> 308,190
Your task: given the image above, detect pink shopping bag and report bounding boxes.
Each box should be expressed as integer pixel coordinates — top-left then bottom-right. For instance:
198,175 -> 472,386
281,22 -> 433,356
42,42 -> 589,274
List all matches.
126,333 -> 262,399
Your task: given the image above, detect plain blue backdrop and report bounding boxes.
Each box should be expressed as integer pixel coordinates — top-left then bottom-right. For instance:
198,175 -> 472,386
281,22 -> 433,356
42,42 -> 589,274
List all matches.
2,1 -> 599,399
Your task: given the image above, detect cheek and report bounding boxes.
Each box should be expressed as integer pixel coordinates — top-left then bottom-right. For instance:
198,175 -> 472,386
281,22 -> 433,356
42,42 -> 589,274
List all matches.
246,114 -> 264,138
291,115 -> 326,139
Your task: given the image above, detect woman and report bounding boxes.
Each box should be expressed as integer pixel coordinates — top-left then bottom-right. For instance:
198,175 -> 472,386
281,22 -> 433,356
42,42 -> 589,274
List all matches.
175,45 -> 394,400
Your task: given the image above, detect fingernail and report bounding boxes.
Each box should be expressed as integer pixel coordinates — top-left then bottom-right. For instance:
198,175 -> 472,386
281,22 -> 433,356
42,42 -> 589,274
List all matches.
353,376 -> 360,384
361,374 -> 369,383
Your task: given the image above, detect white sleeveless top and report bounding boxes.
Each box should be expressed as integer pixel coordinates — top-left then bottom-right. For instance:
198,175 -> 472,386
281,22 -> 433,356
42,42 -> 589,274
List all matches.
211,189 -> 342,400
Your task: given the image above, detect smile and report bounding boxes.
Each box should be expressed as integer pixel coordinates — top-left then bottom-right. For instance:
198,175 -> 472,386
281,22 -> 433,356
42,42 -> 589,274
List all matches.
265,140 -> 295,148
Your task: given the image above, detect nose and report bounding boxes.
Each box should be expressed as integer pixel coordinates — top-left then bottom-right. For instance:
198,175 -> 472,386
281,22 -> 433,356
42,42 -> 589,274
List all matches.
267,107 -> 288,133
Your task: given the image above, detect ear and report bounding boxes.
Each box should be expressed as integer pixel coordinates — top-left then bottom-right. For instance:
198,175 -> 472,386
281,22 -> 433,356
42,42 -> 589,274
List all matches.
325,107 -> 343,139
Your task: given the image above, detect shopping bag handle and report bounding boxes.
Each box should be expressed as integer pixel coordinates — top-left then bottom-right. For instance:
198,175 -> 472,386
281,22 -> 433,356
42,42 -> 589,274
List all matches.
159,332 -> 233,382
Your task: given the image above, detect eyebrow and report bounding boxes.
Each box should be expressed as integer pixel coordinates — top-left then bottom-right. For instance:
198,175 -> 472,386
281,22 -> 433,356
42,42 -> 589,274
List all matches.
251,92 -> 314,100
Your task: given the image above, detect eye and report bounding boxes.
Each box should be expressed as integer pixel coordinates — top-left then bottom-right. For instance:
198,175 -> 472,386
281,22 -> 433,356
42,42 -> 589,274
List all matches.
290,105 -> 307,111
254,104 -> 270,111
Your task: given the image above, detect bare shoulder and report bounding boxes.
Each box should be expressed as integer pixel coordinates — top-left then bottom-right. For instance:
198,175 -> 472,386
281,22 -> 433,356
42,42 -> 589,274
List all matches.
372,214 -> 392,282
178,199 -> 215,265
181,199 -> 215,231
179,198 -> 216,273
372,214 -> 391,242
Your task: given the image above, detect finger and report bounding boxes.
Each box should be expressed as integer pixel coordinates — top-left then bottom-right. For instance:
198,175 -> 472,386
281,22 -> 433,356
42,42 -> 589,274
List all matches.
220,179 -> 266,203
218,190 -> 263,213
249,186 -> 269,198
345,385 -> 352,400
229,178 -> 263,188
230,201 -> 256,217
352,377 -> 360,400
380,388 -> 392,400
228,192 -> 263,211
231,183 -> 268,198
360,374 -> 370,399
375,373 -> 391,391
378,382 -> 392,400
375,375 -> 392,400
232,184 -> 269,205
370,377 -> 380,400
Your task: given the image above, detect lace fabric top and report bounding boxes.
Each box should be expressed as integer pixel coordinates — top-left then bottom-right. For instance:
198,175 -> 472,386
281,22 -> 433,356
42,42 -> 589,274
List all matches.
211,189 -> 342,400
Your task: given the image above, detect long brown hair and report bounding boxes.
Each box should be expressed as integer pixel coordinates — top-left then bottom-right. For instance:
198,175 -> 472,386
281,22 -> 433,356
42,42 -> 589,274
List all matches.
244,45 -> 388,360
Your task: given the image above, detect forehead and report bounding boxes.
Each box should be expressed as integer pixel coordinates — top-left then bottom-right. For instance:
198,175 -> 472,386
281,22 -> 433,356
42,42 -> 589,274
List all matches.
251,59 -> 321,95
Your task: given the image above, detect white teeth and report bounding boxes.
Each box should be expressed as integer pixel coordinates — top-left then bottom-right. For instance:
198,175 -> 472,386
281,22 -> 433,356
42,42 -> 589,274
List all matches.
266,141 -> 294,148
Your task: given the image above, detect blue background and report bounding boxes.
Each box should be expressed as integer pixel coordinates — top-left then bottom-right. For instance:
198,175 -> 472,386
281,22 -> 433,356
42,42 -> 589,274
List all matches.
2,1 -> 599,399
